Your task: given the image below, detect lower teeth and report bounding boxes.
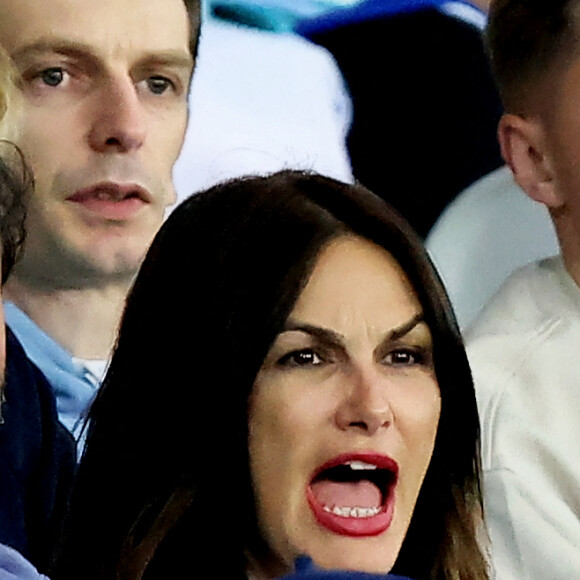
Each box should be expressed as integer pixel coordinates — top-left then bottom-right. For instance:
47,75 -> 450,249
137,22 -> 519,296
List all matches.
323,505 -> 381,518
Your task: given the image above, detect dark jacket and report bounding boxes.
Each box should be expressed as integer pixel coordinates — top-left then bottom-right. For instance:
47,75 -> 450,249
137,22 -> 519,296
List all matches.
0,328 -> 76,574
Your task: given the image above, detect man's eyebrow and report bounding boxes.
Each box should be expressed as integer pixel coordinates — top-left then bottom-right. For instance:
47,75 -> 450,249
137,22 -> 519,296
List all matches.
11,39 -> 193,69
133,52 -> 195,71
282,312 -> 426,345
11,39 -> 103,62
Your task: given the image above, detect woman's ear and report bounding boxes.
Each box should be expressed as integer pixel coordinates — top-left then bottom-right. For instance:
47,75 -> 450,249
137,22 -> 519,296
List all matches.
498,113 -> 563,209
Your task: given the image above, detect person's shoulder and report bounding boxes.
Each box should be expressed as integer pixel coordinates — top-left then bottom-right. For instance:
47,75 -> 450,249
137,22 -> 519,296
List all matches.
0,328 -> 76,571
465,258 -> 563,389
467,256 -> 570,341
466,256 -> 580,423
4,326 -> 75,445
3,328 -> 61,427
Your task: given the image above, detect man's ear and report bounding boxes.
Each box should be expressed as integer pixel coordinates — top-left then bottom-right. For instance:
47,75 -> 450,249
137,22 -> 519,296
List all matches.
498,113 -> 563,209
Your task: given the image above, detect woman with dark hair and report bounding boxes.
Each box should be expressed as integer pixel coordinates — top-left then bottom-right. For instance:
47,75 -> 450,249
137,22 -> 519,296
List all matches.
56,171 -> 488,580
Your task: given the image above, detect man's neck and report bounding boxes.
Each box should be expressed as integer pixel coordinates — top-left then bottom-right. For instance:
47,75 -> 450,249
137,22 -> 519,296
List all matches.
3,275 -> 129,359
549,208 -> 580,290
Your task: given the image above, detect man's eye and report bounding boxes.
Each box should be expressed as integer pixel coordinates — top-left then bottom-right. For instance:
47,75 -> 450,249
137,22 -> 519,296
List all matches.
278,349 -> 323,368
146,76 -> 174,95
40,67 -> 65,87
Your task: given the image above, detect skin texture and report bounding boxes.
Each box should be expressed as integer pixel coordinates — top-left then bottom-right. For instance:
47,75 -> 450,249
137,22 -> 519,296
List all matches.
249,236 -> 441,576
0,0 -> 194,358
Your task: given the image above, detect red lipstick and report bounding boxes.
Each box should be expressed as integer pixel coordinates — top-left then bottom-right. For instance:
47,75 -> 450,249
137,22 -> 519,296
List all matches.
306,452 -> 398,537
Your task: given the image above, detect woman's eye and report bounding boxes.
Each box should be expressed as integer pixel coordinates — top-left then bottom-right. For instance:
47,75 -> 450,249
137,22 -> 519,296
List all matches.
278,349 -> 324,368
384,348 -> 424,367
146,76 -> 174,95
39,67 -> 66,87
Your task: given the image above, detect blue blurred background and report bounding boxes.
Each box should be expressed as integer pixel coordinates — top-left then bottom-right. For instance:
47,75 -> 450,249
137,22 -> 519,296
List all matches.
207,0 -> 363,31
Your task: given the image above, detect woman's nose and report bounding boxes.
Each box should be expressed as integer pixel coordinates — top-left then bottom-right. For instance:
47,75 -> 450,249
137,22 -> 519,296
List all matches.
334,366 -> 394,435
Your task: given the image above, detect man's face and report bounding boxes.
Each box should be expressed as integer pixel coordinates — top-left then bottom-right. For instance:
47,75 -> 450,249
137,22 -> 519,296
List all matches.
540,51 -> 580,228
0,0 -> 194,287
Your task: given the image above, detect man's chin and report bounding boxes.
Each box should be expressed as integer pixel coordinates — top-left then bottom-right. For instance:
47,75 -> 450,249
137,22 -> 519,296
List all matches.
7,248 -> 144,291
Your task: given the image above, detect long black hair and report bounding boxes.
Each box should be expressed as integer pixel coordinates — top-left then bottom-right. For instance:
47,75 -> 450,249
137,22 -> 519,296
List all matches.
55,171 -> 486,580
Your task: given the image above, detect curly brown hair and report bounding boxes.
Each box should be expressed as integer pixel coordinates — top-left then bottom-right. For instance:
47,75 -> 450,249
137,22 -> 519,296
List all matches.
0,143 -> 28,283
0,47 -> 28,283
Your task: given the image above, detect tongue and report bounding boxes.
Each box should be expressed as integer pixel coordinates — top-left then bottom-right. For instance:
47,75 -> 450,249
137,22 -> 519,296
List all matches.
311,479 -> 382,509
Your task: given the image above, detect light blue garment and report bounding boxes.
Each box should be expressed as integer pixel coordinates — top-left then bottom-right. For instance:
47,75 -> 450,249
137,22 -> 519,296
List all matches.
4,302 -> 101,439
0,544 -> 50,580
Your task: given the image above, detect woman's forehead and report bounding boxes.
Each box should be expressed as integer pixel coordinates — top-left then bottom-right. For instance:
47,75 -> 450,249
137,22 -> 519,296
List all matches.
288,235 -> 423,336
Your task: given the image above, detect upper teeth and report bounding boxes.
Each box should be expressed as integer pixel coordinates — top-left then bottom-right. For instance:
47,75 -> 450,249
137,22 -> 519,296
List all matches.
346,460 -> 377,471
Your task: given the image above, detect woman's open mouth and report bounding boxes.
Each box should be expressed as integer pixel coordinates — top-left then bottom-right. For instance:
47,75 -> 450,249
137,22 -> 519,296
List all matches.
306,452 -> 398,537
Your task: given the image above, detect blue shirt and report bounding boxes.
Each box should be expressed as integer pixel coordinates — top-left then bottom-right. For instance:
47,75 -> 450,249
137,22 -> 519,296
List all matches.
4,303 -> 102,438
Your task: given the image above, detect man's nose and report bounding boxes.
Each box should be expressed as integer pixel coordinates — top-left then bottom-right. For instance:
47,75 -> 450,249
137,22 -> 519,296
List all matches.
87,76 -> 146,153
334,365 -> 394,435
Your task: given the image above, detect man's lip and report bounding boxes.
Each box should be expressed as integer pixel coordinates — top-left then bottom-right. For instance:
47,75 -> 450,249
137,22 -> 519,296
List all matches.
306,452 -> 398,537
66,182 -> 152,204
65,182 -> 152,222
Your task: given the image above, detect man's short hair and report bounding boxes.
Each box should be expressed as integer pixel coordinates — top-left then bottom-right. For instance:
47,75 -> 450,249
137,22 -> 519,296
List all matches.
487,0 -> 580,113
184,0 -> 202,58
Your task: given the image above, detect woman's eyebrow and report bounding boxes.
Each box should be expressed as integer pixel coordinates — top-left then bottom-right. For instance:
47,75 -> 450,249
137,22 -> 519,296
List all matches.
389,313 -> 426,341
282,320 -> 344,347
283,312 -> 426,345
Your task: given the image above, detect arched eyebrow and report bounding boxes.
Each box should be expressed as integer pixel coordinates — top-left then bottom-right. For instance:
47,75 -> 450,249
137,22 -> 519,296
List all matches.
282,312 -> 426,347
388,313 -> 426,341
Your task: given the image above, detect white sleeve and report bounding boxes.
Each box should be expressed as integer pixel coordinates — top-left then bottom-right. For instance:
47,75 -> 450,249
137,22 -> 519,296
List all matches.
469,318 -> 580,580
484,465 -> 580,580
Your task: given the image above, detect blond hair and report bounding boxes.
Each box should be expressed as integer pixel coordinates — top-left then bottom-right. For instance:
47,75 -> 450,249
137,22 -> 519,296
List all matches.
0,45 -> 20,141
